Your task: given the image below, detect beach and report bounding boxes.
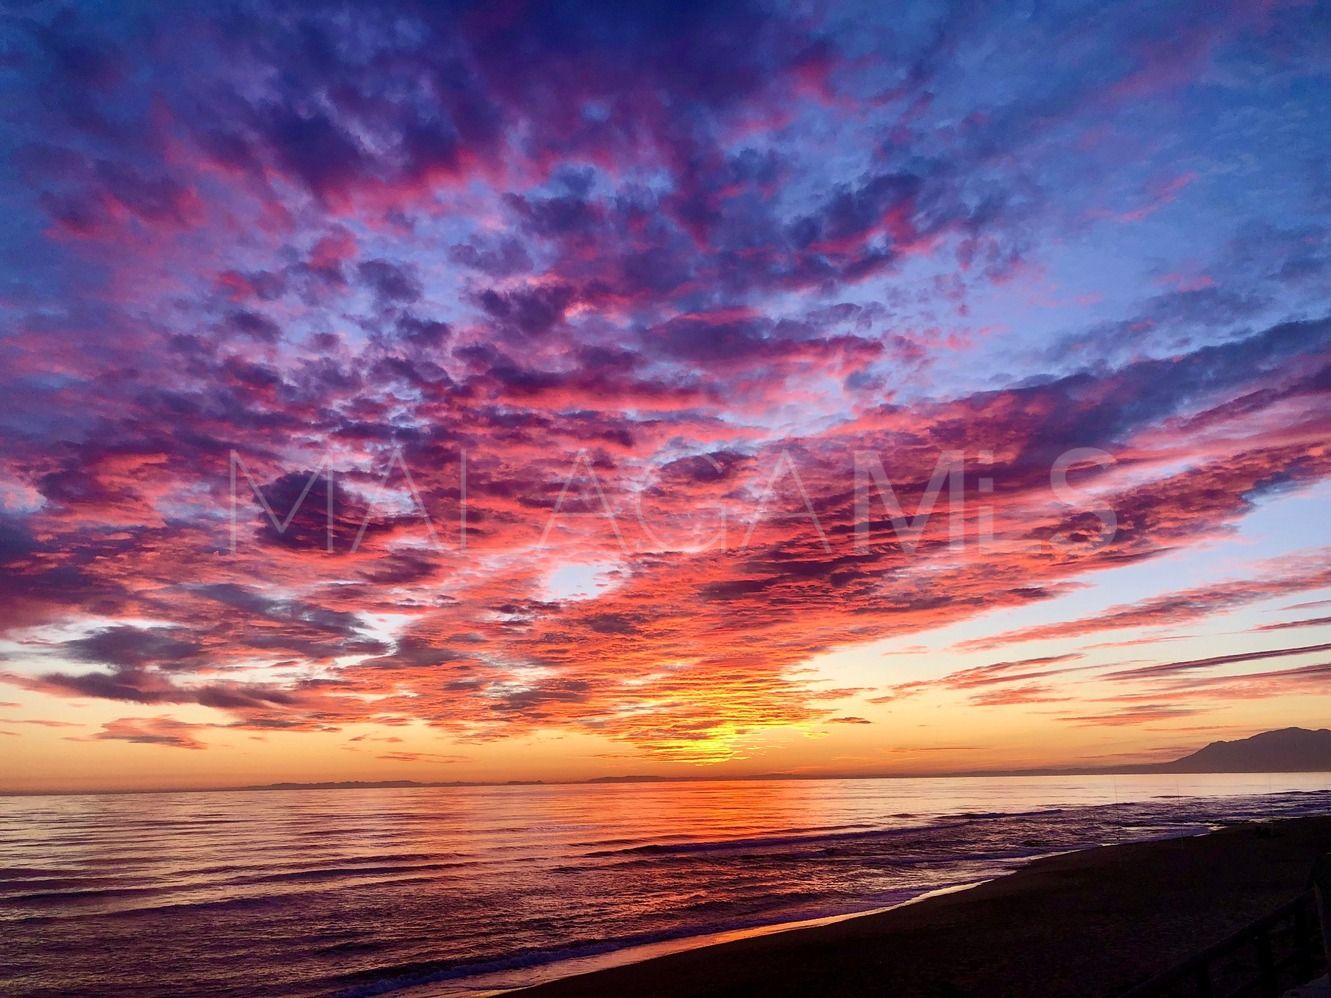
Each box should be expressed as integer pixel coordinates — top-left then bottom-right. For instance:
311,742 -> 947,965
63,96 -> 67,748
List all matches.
6,781 -> 1329,996
515,815 -> 1331,998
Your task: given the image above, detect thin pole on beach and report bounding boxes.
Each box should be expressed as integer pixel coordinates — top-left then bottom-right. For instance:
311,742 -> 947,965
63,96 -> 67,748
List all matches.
1316,853 -> 1331,973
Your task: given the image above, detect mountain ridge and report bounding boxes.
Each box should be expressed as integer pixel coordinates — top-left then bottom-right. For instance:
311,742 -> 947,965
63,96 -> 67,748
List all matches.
1153,726 -> 1331,774
4,727 -> 1328,796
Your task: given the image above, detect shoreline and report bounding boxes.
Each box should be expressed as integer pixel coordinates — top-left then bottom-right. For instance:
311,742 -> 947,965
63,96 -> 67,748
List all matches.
398,831 -> 1203,997
499,816 -> 1331,998
406,880 -> 996,998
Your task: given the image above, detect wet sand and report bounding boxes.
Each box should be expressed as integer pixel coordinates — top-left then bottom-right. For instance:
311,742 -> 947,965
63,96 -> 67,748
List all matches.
514,815 -> 1331,998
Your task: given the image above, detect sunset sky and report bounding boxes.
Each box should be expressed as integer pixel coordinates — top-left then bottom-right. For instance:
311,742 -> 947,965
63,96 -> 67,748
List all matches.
2,0 -> 1330,792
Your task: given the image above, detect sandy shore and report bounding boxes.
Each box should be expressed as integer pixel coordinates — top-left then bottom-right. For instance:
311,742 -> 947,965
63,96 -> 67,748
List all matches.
514,816 -> 1331,998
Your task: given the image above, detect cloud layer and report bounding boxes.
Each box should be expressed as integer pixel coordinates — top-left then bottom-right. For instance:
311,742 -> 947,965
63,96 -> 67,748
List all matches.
2,0 -> 1329,765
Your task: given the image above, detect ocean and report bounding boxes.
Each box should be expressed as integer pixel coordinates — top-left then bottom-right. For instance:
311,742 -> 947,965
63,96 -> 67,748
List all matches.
3,774 -> 1329,996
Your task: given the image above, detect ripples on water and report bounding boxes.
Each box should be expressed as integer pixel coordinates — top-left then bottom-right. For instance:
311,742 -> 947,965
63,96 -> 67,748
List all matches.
2,774 -> 1329,996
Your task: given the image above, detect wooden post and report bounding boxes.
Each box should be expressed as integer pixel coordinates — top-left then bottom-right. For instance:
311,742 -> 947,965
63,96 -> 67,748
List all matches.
1316,854 -> 1331,973
1255,930 -> 1277,998
1294,899 -> 1316,978
1195,962 -> 1212,998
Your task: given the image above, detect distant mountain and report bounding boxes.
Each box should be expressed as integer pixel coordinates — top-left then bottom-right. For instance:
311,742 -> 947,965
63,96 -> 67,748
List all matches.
586,774 -> 672,783
1151,727 -> 1331,773
937,727 -> 1331,778
240,779 -> 434,790
8,728 -> 1329,797
228,732 -> 1331,792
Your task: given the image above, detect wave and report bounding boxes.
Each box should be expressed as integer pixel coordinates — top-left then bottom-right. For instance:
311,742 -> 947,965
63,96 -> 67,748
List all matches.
580,807 -> 1080,858
4,778 -> 1329,996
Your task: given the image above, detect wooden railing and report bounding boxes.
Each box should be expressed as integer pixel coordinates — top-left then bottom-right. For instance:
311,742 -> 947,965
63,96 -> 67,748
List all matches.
1119,890 -> 1325,998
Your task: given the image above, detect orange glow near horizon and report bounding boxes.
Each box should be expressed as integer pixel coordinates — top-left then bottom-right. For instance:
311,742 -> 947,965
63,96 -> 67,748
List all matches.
4,0 -> 1331,795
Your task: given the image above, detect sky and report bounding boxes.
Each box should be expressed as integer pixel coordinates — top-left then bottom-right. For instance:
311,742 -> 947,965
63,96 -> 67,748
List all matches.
1,0 -> 1329,792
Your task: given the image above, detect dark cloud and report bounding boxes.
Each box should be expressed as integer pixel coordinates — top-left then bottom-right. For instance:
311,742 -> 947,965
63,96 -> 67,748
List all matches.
357,259 -> 423,305
65,626 -> 201,670
475,283 -> 576,337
